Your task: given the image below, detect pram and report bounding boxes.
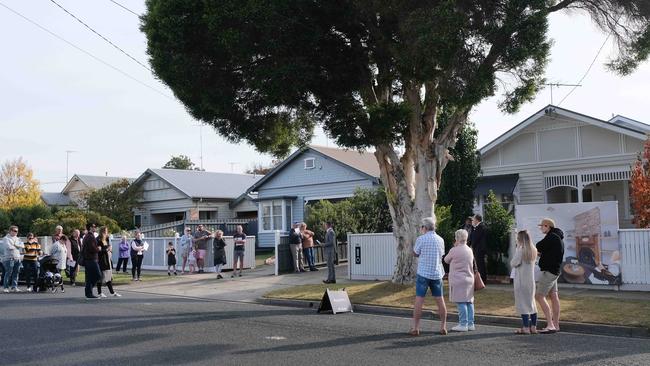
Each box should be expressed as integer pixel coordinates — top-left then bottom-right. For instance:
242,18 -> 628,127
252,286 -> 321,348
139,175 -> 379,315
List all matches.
36,255 -> 64,293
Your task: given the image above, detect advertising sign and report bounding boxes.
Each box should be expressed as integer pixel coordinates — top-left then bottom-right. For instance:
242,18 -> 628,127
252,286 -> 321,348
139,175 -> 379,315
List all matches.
515,202 -> 622,285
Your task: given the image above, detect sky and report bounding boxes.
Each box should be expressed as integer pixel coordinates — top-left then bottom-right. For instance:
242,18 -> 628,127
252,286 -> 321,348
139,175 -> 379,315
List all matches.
1,1 -> 649,193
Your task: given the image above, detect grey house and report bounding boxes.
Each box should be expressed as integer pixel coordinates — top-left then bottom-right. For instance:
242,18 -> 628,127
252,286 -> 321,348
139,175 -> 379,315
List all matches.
129,168 -> 261,227
246,145 -> 381,248
41,174 -> 134,208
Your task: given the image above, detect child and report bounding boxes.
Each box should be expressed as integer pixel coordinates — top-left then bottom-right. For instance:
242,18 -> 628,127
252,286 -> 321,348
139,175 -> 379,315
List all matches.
187,248 -> 197,274
166,242 -> 177,276
511,230 -> 538,334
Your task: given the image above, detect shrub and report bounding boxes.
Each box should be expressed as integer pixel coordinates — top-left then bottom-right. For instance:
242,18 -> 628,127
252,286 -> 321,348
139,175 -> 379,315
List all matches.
31,209 -> 120,236
484,190 -> 514,275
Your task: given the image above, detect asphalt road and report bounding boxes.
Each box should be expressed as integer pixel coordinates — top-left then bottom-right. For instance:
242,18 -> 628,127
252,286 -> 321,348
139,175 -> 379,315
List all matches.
1,287 -> 649,366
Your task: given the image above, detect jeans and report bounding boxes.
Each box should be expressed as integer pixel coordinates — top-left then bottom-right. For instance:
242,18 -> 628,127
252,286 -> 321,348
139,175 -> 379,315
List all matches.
84,260 -> 101,298
116,257 -> 128,273
23,261 -> 38,288
457,302 -> 475,327
521,313 -> 538,327
132,255 -> 143,279
302,247 -> 315,268
2,259 -> 21,289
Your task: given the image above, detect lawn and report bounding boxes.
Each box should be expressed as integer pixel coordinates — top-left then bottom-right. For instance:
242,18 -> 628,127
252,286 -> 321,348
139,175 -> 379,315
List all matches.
264,281 -> 650,329
74,270 -> 169,286
255,251 -> 274,267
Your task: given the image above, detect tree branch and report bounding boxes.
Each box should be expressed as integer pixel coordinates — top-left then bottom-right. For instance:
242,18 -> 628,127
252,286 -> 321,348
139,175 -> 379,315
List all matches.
547,0 -> 577,13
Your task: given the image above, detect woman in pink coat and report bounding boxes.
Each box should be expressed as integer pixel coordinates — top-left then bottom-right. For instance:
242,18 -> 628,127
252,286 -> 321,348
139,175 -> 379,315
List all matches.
444,229 -> 476,332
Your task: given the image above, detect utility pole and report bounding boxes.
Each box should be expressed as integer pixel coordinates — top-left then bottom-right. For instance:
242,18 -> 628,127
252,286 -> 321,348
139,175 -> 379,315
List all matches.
192,124 -> 204,170
543,83 -> 581,105
65,150 -> 77,183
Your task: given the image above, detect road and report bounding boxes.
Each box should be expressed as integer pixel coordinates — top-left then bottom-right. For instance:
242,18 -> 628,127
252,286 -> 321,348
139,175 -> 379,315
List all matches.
1,287 -> 649,366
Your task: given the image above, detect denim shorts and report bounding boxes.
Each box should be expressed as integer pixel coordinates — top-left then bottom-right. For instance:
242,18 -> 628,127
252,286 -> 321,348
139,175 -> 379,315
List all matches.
415,274 -> 443,297
233,250 -> 245,261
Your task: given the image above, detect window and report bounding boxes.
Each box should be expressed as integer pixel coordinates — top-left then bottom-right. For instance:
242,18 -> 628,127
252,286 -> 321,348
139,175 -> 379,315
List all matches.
199,210 -> 217,220
134,215 -> 141,228
304,158 -> 315,169
261,199 -> 293,231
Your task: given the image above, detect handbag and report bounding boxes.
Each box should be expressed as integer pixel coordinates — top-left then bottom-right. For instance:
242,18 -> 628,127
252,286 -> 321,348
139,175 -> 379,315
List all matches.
77,253 -> 85,267
474,270 -> 485,291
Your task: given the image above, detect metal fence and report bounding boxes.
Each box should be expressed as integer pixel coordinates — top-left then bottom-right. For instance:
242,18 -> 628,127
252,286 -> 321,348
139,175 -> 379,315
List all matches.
109,236 -> 256,272
272,231 -> 348,275
136,219 -> 258,241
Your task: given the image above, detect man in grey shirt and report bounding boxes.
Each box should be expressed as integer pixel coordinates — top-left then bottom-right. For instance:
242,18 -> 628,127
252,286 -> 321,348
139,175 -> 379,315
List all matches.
322,222 -> 336,284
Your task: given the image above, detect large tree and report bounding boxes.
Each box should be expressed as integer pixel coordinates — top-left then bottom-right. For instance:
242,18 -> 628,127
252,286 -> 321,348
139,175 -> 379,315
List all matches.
631,136 -> 650,228
162,154 -> 201,170
83,179 -> 141,230
0,157 -> 41,209
142,0 -> 650,283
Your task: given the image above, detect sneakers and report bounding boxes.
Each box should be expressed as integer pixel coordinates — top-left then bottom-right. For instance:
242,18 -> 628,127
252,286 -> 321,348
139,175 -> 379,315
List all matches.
112,292 -> 122,297
451,325 -> 469,332
174,271 -> 177,276
231,274 -> 235,278
238,273 -> 242,277
168,272 -> 171,276
99,293 -> 107,298
2,288 -> 9,293
27,286 -> 33,292
217,274 -> 223,279
468,325 -> 476,331
12,288 -> 22,293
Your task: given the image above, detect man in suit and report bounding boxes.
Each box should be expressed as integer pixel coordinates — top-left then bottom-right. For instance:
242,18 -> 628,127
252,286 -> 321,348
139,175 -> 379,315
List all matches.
469,214 -> 488,282
322,222 -> 336,284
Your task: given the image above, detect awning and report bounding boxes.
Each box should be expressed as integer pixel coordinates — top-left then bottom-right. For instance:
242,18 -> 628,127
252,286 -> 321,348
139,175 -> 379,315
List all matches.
474,174 -> 519,196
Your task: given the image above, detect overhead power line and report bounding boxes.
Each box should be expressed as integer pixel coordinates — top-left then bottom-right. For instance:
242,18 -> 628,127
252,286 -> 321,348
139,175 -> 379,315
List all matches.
49,0 -> 151,72
557,32 -> 612,106
0,1 -> 174,100
108,0 -> 141,17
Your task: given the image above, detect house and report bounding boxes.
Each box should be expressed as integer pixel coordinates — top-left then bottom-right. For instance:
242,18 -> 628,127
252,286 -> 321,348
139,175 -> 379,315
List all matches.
476,105 -> 649,227
246,145 -> 381,248
129,168 -> 262,227
41,174 -> 134,208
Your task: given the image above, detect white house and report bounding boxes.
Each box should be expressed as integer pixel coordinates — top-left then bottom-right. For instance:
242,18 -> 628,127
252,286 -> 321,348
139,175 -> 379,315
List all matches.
477,105 -> 649,227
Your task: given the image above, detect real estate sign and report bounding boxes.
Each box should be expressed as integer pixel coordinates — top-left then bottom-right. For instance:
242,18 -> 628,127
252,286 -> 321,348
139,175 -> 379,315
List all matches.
515,202 -> 621,285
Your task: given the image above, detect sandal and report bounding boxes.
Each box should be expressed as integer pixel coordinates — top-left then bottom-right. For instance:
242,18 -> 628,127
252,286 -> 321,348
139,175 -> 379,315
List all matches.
439,329 -> 448,335
529,326 -> 538,334
515,328 -> 530,335
539,328 -> 557,334
408,329 -> 420,336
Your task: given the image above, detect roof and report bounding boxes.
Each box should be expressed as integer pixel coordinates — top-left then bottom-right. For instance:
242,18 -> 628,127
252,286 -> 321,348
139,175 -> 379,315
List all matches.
62,174 -> 134,193
246,145 -> 380,193
608,115 -> 650,134
479,105 -> 648,156
40,192 -> 73,206
474,174 -> 519,196
133,168 -> 263,200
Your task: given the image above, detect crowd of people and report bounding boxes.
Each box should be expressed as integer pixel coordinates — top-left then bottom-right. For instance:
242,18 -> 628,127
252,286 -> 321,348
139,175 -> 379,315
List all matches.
410,214 -> 565,335
288,221 -> 337,284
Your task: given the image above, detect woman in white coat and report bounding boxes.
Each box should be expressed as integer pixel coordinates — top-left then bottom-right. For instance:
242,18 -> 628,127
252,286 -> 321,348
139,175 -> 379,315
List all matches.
511,230 -> 538,334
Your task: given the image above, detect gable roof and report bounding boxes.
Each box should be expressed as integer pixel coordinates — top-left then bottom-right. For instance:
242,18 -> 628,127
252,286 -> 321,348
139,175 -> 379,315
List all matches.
41,192 -> 72,206
132,168 -> 262,200
609,115 -> 650,134
62,174 -> 134,193
479,105 -> 648,156
246,145 -> 380,193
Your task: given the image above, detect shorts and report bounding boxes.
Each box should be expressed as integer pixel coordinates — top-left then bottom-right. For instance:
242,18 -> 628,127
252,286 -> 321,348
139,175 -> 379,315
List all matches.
536,271 -> 559,296
197,249 -> 207,260
415,274 -> 443,297
234,250 -> 245,261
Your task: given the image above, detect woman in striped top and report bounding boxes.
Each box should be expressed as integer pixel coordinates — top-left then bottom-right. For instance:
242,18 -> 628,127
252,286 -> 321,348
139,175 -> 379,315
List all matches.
23,233 -> 41,292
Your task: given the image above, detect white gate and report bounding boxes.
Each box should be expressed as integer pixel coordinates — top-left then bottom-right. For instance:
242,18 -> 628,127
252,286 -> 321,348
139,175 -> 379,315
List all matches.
347,233 -> 396,280
619,229 -> 650,286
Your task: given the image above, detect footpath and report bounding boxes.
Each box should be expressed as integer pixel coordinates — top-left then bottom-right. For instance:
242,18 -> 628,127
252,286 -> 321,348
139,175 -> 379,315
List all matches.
116,264 -> 650,338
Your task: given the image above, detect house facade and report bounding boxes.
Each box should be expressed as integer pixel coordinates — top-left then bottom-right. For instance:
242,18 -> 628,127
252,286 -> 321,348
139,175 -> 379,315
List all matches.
477,105 -> 648,227
247,146 -> 381,248
41,174 -> 133,208
129,168 -> 261,227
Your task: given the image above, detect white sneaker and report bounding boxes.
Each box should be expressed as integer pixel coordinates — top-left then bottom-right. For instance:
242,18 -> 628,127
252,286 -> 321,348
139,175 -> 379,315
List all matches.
451,325 -> 469,332
2,288 -> 9,293
99,293 -> 107,298
27,286 -> 33,292
468,325 -> 476,331
12,288 -> 22,293
112,292 -> 122,297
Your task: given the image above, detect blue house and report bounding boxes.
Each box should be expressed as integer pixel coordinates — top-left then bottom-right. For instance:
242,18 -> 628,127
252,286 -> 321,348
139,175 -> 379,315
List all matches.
247,145 -> 381,248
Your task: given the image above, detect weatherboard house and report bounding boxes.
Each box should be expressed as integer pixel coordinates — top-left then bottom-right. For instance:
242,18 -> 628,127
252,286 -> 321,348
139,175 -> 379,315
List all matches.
475,105 -> 649,228
246,146 -> 382,248
41,174 -> 134,208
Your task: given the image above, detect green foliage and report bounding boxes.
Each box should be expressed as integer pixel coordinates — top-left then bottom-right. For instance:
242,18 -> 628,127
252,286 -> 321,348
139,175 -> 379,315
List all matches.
83,179 -> 141,230
484,191 -> 515,275
434,205 -> 455,252
6,205 -> 52,234
31,209 -> 120,237
162,155 -> 201,170
0,209 -> 11,233
305,187 -> 393,243
438,122 -> 481,230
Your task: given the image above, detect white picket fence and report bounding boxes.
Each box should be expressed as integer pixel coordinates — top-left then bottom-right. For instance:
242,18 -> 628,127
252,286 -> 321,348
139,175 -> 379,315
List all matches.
619,229 -> 650,288
109,236 -> 256,271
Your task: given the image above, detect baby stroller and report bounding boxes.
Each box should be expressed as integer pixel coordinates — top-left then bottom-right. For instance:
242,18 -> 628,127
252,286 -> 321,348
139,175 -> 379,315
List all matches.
36,256 -> 64,293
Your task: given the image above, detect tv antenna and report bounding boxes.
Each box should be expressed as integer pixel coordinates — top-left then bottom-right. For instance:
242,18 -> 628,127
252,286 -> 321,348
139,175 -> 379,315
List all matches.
192,124 -> 204,170
543,83 -> 581,105
65,150 -> 77,182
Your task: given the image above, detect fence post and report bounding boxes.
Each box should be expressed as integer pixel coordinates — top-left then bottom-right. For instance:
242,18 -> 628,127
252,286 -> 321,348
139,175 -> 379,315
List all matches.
274,230 -> 280,276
